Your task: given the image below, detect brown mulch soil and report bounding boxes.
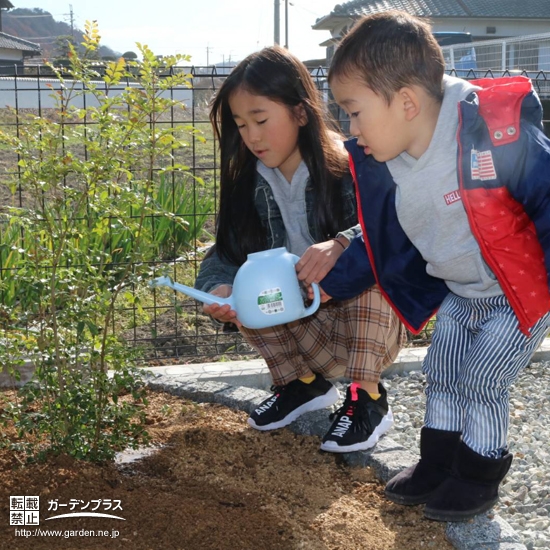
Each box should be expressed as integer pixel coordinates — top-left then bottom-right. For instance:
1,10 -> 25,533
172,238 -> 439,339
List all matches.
0,389 -> 453,550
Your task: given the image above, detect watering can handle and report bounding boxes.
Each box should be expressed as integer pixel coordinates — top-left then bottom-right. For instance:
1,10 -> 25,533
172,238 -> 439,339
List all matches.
302,282 -> 321,318
289,254 -> 322,318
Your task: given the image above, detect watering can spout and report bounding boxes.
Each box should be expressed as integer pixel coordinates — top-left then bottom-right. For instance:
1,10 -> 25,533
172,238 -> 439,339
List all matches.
149,276 -> 232,307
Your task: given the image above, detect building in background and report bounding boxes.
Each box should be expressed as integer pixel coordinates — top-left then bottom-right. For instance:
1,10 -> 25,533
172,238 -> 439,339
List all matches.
0,0 -> 41,75
313,0 -> 550,66
0,32 -> 41,75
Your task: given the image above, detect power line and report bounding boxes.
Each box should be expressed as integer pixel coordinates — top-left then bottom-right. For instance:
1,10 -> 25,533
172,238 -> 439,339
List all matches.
17,35 -> 59,40
289,1 -> 326,17
4,13 -> 60,18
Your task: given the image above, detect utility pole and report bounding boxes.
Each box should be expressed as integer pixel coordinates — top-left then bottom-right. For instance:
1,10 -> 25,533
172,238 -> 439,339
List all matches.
206,45 -> 212,66
284,0 -> 289,49
274,0 -> 280,45
68,4 -> 75,39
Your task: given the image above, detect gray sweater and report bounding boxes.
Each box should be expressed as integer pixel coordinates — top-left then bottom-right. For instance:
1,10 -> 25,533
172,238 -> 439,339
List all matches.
257,160 -> 315,257
386,75 -> 503,299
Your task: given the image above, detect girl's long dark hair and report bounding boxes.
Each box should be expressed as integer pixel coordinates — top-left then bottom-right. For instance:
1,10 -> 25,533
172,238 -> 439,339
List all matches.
210,46 -> 349,266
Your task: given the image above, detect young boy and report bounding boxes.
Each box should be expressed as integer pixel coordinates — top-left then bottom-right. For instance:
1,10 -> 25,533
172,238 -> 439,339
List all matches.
319,10 -> 550,521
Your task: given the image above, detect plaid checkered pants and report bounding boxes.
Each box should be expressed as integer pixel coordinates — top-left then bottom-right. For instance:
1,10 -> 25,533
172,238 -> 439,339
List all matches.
240,285 -> 405,385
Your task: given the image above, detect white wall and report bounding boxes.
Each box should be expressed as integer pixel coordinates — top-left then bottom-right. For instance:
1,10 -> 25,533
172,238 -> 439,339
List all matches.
431,18 -> 550,39
0,77 -> 192,109
0,48 -> 23,62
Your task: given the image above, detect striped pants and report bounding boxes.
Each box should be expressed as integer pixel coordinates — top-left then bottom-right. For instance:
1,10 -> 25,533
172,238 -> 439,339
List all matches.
423,293 -> 550,458
240,285 -> 405,386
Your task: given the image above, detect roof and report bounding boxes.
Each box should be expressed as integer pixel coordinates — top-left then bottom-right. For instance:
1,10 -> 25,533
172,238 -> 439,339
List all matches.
0,32 -> 41,53
0,0 -> 14,9
314,0 -> 550,28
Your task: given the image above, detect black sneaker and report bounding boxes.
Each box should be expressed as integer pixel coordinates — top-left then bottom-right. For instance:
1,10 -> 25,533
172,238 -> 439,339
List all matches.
247,375 -> 340,431
320,383 -> 393,453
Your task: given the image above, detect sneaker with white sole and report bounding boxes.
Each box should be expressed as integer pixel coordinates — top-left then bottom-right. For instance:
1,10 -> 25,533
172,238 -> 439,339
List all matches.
320,382 -> 393,453
248,374 -> 340,431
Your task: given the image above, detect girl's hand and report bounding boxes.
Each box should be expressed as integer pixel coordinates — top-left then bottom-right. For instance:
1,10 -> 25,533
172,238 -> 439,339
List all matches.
202,284 -> 242,328
296,238 -> 348,285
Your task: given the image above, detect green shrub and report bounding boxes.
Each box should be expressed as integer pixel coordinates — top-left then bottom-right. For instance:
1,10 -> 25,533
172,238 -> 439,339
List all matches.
146,172 -> 214,260
0,22 -> 210,462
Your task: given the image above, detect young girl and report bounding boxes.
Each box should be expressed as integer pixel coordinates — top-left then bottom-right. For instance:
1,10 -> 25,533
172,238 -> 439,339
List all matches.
194,46 -> 405,453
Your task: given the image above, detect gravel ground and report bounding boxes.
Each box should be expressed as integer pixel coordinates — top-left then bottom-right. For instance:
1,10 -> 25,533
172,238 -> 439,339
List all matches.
383,360 -> 550,550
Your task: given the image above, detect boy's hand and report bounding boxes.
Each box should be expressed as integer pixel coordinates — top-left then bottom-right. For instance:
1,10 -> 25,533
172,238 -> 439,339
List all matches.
307,284 -> 332,303
202,284 -> 242,328
296,238 -> 347,285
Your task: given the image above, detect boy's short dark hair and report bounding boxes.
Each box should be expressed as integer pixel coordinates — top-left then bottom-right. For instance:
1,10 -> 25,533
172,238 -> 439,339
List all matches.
328,10 -> 445,104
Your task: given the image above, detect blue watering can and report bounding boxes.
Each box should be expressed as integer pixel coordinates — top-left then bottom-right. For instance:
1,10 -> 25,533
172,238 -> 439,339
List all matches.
150,247 -> 321,329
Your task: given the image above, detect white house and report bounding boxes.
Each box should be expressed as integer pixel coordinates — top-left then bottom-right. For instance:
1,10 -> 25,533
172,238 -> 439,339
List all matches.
313,0 -> 550,64
0,0 -> 40,75
0,32 -> 41,74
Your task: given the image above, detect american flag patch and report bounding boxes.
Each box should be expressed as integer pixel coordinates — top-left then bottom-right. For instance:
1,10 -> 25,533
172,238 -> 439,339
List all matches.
471,149 -> 497,181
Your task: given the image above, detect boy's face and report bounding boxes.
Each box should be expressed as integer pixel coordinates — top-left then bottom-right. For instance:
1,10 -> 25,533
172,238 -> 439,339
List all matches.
330,76 -> 408,163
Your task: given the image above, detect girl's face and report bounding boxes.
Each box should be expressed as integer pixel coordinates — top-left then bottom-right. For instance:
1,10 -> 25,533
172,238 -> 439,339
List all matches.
229,88 -> 306,182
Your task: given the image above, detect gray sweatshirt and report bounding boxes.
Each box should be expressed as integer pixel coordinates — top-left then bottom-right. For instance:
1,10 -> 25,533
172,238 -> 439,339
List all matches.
256,160 -> 315,257
386,75 -> 503,299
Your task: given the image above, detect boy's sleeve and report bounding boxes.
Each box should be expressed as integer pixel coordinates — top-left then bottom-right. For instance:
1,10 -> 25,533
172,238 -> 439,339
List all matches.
320,233 -> 376,300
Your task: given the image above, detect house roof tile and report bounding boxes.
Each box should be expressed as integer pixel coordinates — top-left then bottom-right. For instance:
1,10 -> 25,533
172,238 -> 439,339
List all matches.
328,0 -> 550,19
0,32 -> 41,53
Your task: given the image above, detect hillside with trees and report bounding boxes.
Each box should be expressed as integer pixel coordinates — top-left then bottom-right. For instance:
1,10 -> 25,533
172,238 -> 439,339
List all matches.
3,7 -> 120,60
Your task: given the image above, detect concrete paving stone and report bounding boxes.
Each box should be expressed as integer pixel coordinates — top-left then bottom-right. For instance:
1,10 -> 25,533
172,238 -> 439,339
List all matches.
201,372 -> 272,391
337,448 -> 375,468
164,366 -> 195,375
446,514 -> 526,550
366,449 -> 418,482
148,377 -> 231,402
325,436 -> 410,469
138,339 -> 550,384
144,377 -> 176,391
287,408 -> 333,438
214,386 -> 269,413
371,436 -> 408,454
202,363 -> 233,373
143,371 -> 163,379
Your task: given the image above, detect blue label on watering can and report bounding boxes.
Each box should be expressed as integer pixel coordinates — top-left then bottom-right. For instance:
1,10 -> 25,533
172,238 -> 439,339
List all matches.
257,287 -> 285,315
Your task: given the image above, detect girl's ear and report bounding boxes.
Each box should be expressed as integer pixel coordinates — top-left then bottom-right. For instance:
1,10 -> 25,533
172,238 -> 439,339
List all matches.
294,103 -> 308,126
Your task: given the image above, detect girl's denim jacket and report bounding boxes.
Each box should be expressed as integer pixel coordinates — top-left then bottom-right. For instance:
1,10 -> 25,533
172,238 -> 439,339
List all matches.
195,171 -> 360,293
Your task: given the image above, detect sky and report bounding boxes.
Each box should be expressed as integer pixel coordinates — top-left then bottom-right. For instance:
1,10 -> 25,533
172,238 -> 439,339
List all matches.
16,0 -> 339,65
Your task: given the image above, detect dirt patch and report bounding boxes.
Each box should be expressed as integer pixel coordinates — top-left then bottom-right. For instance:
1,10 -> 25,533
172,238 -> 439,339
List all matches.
0,389 -> 452,550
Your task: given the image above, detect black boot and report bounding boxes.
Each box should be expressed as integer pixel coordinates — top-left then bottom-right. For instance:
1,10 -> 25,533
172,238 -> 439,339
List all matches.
424,441 -> 513,522
385,427 -> 461,505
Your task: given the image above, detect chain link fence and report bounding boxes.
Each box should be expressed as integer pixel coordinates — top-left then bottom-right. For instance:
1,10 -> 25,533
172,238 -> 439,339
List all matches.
0,66 -> 548,364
